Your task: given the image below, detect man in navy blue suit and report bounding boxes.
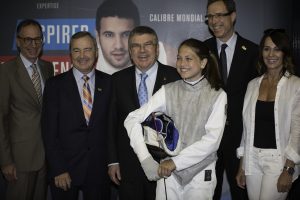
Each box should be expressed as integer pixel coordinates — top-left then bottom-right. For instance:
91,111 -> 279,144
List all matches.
42,31 -> 111,200
107,26 -> 180,200
204,0 -> 258,199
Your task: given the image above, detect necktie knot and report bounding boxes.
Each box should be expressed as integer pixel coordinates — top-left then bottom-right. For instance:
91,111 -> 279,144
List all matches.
82,75 -> 89,83
221,43 -> 228,50
140,73 -> 148,82
31,64 -> 37,71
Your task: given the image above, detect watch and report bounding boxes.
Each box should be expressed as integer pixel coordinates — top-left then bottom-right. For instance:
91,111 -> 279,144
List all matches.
283,166 -> 295,176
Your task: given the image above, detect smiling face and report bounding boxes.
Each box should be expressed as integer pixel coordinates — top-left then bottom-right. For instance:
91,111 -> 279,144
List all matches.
71,35 -> 98,74
176,45 -> 207,82
16,24 -> 43,63
207,1 -> 236,42
263,36 -> 284,73
98,16 -> 135,69
129,33 -> 159,72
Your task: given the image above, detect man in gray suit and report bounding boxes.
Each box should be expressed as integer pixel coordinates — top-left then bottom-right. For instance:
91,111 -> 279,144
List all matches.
0,19 -> 54,200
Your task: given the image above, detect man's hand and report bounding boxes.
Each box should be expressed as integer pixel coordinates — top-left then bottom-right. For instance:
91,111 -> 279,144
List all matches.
141,156 -> 160,181
108,164 -> 121,185
1,163 -> 17,182
158,159 -> 176,178
54,172 -> 72,191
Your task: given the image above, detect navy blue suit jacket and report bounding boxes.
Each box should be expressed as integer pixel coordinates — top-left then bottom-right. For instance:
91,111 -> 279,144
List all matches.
108,62 -> 180,181
205,33 -> 258,150
42,69 -> 111,187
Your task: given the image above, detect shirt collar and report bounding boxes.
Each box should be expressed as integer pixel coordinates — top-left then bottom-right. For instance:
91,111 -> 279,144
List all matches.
217,32 -> 237,51
135,61 -> 158,77
183,75 -> 204,85
20,53 -> 38,69
73,67 -> 95,82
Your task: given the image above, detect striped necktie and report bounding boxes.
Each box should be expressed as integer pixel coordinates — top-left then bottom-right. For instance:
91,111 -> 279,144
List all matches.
31,64 -> 42,103
82,75 -> 93,124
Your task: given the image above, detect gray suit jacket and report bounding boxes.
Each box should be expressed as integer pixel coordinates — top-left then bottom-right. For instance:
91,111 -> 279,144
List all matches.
0,56 -> 53,171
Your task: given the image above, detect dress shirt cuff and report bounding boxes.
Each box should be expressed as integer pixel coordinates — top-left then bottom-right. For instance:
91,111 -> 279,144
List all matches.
285,146 -> 300,165
236,147 -> 244,159
108,163 -> 119,167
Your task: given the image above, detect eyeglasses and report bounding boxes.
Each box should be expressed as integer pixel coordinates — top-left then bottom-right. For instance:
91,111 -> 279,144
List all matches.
205,11 -> 232,22
130,41 -> 156,50
18,36 -> 43,46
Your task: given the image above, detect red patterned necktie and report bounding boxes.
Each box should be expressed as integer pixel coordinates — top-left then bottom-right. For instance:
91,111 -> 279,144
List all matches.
82,75 -> 93,124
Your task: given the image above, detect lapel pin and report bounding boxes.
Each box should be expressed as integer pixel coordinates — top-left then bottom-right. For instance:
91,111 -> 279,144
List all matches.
163,77 -> 167,81
242,45 -> 247,51
97,88 -> 102,92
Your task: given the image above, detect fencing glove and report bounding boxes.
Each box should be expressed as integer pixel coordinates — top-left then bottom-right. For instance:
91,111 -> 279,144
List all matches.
141,156 -> 160,181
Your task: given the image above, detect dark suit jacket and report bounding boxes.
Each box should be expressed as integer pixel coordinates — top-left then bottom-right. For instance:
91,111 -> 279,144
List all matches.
42,69 -> 111,187
0,56 -> 53,171
108,62 -> 180,181
205,33 -> 258,150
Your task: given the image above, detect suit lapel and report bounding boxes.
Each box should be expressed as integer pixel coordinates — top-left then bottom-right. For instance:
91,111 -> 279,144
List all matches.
129,67 -> 140,108
15,57 -> 40,105
208,40 -> 223,83
37,60 -> 49,84
65,71 -> 87,124
89,71 -> 103,125
227,35 -> 249,85
153,64 -> 168,94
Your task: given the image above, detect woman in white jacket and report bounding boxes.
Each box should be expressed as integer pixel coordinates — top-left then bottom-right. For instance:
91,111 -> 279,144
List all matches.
236,29 -> 300,200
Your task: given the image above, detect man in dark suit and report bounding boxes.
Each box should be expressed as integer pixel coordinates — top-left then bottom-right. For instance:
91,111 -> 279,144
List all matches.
108,26 -> 180,200
204,0 -> 258,199
42,31 -> 111,200
0,19 -> 54,200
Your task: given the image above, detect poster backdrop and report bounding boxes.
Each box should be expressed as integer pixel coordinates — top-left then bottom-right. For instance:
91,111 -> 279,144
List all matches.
0,1 -> 294,199
0,0 -> 293,75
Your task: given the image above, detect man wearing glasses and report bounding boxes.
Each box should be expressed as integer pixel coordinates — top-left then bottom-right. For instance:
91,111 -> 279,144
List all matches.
0,19 -> 53,200
108,26 -> 179,200
204,0 -> 258,199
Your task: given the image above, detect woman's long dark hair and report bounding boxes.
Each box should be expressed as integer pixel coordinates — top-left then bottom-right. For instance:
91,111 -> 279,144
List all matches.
178,38 -> 222,90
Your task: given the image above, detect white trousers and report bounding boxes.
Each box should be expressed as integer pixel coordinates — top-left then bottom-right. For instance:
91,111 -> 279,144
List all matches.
246,147 -> 288,200
156,161 -> 216,200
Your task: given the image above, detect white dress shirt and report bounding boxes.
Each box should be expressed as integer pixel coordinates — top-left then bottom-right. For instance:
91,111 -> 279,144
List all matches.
216,32 -> 237,74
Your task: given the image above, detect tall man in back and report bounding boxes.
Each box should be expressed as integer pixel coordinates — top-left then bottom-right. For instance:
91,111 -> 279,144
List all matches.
204,0 -> 258,199
0,19 -> 54,200
108,26 -> 180,200
42,31 -> 111,200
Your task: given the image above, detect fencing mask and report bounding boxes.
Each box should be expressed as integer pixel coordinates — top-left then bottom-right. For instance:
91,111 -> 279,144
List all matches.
142,112 -> 180,162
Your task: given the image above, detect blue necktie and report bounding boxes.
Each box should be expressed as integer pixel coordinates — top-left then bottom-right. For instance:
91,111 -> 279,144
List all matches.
138,73 -> 148,106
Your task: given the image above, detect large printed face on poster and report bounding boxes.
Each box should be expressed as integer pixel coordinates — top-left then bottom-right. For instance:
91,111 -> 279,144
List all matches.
0,0 -> 293,75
